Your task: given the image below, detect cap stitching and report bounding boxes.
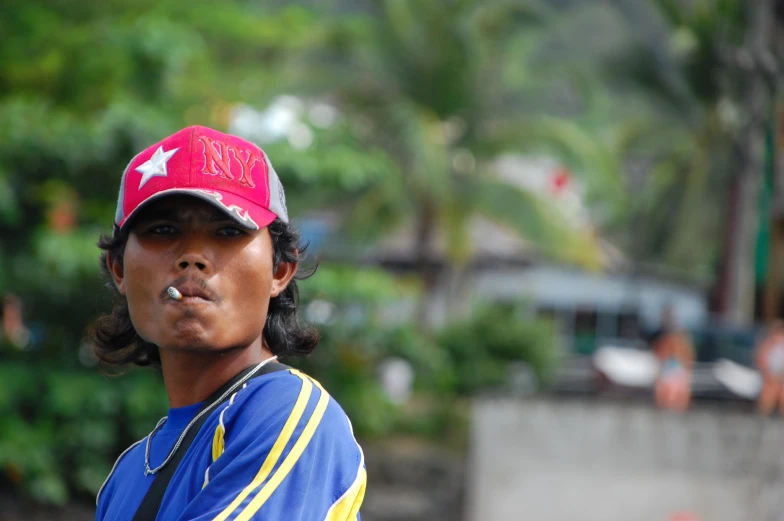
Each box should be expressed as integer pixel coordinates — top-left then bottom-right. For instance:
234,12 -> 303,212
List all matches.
117,188 -> 276,231
188,127 -> 196,187
262,148 -> 270,208
114,155 -> 136,226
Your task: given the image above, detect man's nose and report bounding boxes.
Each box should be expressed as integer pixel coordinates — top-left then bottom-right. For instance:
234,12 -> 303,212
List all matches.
174,238 -> 213,273
177,253 -> 209,271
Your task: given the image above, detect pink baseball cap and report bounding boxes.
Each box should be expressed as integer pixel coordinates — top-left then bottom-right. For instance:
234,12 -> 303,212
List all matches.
114,125 -> 288,231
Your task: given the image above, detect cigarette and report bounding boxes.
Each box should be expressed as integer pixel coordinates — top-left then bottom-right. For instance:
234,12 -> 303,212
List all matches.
167,287 -> 183,301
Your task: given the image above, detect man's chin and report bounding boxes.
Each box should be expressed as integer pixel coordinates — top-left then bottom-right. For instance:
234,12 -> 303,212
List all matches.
158,342 -> 244,355
156,326 -> 216,352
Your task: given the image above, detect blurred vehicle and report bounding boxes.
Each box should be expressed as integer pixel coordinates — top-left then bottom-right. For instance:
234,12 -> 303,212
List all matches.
551,320 -> 763,403
691,322 -> 761,400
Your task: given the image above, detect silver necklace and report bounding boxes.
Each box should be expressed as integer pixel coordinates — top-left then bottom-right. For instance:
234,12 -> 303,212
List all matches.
143,356 -> 278,476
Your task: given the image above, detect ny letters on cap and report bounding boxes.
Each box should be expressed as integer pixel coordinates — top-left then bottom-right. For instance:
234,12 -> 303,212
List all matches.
114,126 -> 289,231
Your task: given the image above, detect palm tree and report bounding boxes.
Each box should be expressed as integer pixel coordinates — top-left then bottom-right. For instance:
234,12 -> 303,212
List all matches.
296,0 -> 625,323
607,0 -> 776,324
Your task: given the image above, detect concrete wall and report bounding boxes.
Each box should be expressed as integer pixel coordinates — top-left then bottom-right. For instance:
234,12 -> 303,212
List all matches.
466,398 -> 784,521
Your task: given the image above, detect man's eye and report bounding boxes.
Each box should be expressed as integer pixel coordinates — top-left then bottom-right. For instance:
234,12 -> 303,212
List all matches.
218,226 -> 244,237
149,225 -> 176,235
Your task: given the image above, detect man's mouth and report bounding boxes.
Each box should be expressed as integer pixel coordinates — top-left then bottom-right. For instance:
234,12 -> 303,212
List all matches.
163,279 -> 218,303
175,284 -> 212,301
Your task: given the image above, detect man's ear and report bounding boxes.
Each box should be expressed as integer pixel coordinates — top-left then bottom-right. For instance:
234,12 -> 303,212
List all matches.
270,260 -> 298,298
106,251 -> 126,295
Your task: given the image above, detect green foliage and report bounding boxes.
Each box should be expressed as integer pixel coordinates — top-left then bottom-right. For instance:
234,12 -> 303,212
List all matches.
0,0 -> 758,510
0,360 -> 167,505
438,304 -> 559,395
598,0 -> 750,274
301,0 -> 614,270
295,265 -> 436,437
262,120 -> 402,216
300,264 -> 416,306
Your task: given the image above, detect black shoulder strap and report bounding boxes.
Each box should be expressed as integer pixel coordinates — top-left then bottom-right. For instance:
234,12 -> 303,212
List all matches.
131,361 -> 290,521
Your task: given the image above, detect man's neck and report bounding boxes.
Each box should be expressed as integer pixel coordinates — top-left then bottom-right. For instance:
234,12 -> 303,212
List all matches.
158,343 -> 275,408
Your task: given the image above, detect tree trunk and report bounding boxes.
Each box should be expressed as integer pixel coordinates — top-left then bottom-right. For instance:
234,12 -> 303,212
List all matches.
763,220 -> 782,322
720,0 -> 776,325
414,200 -> 438,329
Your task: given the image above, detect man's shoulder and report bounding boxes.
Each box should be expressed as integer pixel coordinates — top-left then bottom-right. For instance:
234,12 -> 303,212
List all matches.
206,365 -> 361,477
108,435 -> 148,479
221,366 -> 354,439
95,435 -> 147,506
235,365 -> 309,409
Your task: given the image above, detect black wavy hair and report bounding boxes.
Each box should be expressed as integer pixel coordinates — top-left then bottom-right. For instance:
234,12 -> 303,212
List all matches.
89,218 -> 319,367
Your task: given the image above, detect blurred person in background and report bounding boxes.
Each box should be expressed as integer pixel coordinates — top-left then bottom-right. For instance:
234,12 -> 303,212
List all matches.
2,293 -> 30,348
89,126 -> 365,521
754,320 -> 784,415
651,306 -> 694,411
645,304 -> 676,347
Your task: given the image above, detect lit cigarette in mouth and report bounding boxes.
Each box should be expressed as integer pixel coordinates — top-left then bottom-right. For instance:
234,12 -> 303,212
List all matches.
167,287 -> 183,301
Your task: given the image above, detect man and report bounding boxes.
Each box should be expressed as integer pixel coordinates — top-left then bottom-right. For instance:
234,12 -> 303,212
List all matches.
91,126 -> 365,520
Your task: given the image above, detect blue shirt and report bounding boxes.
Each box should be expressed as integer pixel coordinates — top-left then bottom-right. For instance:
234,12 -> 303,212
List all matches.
96,368 -> 365,521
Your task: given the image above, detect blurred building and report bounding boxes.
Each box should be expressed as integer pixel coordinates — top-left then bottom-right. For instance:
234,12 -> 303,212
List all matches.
304,155 -> 708,356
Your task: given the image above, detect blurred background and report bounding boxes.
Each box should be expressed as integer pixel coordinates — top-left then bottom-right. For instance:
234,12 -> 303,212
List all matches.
1,0 -> 784,520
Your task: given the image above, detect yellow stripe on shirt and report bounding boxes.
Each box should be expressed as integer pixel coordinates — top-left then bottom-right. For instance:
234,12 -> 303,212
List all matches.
211,423 -> 225,463
211,373 -> 313,521
325,466 -> 367,521
324,397 -> 366,521
212,396 -> 235,464
233,370 -> 330,521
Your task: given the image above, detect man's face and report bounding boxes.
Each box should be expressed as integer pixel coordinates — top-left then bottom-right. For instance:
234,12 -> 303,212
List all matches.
110,196 -> 293,353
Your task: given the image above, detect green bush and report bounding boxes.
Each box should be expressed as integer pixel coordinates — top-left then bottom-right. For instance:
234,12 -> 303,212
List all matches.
293,321 -> 435,439
0,362 -> 167,505
437,303 -> 558,395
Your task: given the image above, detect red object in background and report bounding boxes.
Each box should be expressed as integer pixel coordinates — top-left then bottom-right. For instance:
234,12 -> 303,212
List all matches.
47,200 -> 77,233
2,293 -> 29,348
3,294 -> 23,339
666,512 -> 699,521
550,167 -> 571,194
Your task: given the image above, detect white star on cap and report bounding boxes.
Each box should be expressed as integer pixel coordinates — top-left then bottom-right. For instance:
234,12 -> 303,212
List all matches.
135,146 -> 179,189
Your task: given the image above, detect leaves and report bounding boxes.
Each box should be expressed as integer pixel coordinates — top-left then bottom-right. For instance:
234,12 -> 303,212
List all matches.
0,362 -> 170,503
0,0 -> 761,508
302,0 -> 621,280
438,303 -> 559,394
468,176 -> 603,269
